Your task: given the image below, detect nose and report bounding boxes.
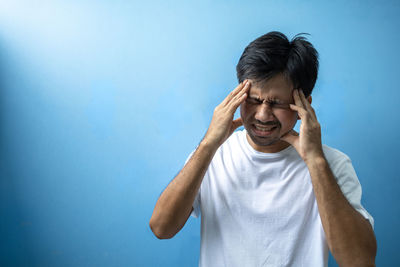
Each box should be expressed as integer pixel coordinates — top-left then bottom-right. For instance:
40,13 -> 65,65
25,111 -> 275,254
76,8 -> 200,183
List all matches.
254,103 -> 276,123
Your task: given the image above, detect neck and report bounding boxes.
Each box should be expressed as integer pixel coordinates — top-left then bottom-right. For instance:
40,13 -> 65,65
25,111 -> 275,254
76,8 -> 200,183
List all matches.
246,133 -> 291,153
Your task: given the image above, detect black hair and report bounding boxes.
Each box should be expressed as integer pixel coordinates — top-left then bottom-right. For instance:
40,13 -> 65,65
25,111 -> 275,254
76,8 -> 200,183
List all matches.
236,31 -> 319,97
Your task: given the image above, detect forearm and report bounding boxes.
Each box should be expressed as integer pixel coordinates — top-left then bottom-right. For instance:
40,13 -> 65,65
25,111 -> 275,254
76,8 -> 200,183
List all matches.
149,139 -> 218,239
307,156 -> 377,266
150,80 -> 249,239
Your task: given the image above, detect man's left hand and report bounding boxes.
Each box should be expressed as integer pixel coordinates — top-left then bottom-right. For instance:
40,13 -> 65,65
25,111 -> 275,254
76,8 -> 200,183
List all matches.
280,89 -> 324,164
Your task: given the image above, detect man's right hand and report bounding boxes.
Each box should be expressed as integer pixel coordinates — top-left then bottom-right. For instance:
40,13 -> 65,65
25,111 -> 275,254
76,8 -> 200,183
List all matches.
150,80 -> 250,239
202,80 -> 251,148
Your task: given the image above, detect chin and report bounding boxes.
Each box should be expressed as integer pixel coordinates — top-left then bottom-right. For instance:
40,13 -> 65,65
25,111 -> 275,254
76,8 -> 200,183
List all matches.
247,130 -> 281,147
253,137 -> 281,147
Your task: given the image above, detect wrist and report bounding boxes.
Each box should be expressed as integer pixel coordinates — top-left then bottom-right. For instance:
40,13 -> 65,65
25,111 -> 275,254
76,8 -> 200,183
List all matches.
305,153 -> 327,167
199,137 -> 220,153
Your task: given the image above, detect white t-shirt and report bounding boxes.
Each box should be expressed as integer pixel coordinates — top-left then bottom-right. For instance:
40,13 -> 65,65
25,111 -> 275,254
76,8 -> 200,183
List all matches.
188,129 -> 374,267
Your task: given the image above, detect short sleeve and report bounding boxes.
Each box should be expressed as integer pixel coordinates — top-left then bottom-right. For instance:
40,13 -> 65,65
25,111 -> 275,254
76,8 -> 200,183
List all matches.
184,148 -> 201,219
190,188 -> 201,218
331,155 -> 375,230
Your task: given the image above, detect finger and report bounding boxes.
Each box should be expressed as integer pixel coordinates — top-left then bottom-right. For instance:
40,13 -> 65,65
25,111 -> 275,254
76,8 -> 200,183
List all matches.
298,90 -> 312,111
226,80 -> 250,108
232,117 -> 243,130
228,90 -> 248,113
221,82 -> 245,106
299,90 -> 317,120
222,80 -> 249,106
232,81 -> 250,101
293,89 -> 305,108
280,129 -> 299,145
288,103 -> 307,118
297,89 -> 309,108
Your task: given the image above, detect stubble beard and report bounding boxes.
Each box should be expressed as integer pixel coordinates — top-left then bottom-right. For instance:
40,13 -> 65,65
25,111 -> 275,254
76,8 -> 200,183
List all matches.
246,125 -> 282,147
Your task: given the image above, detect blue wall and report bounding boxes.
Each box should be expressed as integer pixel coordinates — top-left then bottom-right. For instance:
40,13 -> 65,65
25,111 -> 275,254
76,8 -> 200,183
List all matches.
0,1 -> 398,266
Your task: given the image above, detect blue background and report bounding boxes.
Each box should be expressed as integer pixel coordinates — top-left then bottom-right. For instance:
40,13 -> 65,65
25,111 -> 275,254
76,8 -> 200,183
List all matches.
1,0 -> 398,266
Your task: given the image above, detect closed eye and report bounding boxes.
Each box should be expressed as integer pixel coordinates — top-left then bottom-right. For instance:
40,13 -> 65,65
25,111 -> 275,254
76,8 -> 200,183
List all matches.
246,98 -> 290,109
272,102 -> 291,109
246,97 -> 263,104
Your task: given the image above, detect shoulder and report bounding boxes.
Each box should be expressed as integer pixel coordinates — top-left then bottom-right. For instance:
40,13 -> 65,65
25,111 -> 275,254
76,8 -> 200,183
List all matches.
223,129 -> 245,149
216,129 -> 245,156
322,144 -> 351,165
227,129 -> 245,144
322,144 -> 356,179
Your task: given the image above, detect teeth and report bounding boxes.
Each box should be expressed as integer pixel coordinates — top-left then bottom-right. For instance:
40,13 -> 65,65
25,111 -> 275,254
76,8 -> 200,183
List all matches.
255,125 -> 275,131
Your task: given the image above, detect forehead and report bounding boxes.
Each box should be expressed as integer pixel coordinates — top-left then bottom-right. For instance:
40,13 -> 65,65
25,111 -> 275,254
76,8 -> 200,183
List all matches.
249,74 -> 293,99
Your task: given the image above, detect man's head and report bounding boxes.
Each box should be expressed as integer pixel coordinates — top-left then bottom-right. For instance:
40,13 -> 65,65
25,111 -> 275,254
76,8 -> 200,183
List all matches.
236,31 -> 319,152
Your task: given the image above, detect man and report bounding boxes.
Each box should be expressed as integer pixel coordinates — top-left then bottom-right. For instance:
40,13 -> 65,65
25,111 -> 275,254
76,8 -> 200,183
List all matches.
149,31 -> 377,266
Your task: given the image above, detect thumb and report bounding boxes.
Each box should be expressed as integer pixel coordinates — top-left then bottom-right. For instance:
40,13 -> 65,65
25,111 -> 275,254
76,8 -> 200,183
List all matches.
232,117 -> 243,131
280,129 -> 299,145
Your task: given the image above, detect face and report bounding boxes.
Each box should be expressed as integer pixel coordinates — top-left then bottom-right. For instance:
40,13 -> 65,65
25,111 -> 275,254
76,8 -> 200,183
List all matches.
240,73 -> 299,153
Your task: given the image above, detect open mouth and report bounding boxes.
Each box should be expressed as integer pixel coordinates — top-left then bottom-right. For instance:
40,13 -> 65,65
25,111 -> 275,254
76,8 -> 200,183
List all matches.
252,124 -> 278,136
